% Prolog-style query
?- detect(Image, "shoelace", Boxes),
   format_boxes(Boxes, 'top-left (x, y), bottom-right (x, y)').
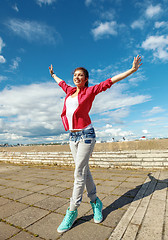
top-left (95, 202), bottom-right (100, 208)
top-left (63, 211), bottom-right (75, 223)
top-left (63, 214), bottom-right (71, 223)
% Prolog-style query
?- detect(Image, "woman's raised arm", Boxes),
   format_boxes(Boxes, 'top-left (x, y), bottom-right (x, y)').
top-left (49, 64), bottom-right (63, 84)
top-left (111, 55), bottom-right (142, 84)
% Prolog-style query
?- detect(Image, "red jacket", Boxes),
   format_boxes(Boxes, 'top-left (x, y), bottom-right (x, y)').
top-left (58, 79), bottom-right (113, 131)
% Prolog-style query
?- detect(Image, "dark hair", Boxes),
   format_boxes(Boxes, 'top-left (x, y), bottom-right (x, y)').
top-left (73, 67), bottom-right (89, 87)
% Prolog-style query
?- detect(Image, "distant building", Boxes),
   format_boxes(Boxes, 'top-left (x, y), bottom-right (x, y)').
top-left (139, 136), bottom-right (146, 140)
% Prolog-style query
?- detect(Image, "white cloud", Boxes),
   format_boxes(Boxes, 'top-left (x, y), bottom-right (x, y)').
top-left (92, 21), bottom-right (118, 40)
top-left (0, 37), bottom-right (5, 53)
top-left (128, 71), bottom-right (146, 86)
top-left (12, 4), bottom-right (19, 12)
top-left (101, 108), bottom-right (130, 124)
top-left (0, 55), bottom-right (6, 64)
top-left (4, 133), bottom-right (24, 141)
top-left (0, 82), bottom-right (65, 144)
top-left (45, 133), bottom-right (69, 142)
top-left (131, 4), bottom-right (162, 31)
top-left (96, 124), bottom-right (134, 141)
top-left (36, 0), bottom-right (57, 6)
top-left (134, 117), bottom-right (165, 124)
top-left (85, 0), bottom-right (93, 6)
top-left (144, 106), bottom-right (165, 116)
top-left (0, 77), bottom-right (151, 144)
top-left (100, 9), bottom-right (116, 20)
top-left (145, 4), bottom-right (162, 18)
top-left (0, 76), bottom-right (7, 82)
top-left (6, 19), bottom-right (60, 44)
top-left (142, 129), bottom-right (148, 134)
top-left (0, 37), bottom-right (6, 63)
top-left (131, 20), bottom-right (145, 30)
top-left (142, 35), bottom-right (168, 60)
top-left (89, 63), bottom-right (150, 125)
top-left (10, 57), bottom-right (21, 70)
top-left (155, 21), bottom-right (168, 29)
top-left (91, 82), bottom-right (150, 116)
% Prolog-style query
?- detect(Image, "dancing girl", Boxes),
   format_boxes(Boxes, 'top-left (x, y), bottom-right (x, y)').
top-left (49, 55), bottom-right (142, 233)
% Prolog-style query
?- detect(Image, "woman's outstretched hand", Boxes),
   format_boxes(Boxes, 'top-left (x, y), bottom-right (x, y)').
top-left (111, 55), bottom-right (143, 84)
top-left (132, 55), bottom-right (142, 72)
top-left (49, 65), bottom-right (63, 84)
top-left (49, 64), bottom-right (54, 76)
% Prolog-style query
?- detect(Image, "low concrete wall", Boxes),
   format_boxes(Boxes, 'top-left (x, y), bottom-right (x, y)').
top-left (1, 140), bottom-right (168, 169)
top-left (1, 149), bottom-right (168, 169)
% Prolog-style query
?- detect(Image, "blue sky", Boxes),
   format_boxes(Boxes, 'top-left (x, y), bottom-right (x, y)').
top-left (0, 0), bottom-right (168, 144)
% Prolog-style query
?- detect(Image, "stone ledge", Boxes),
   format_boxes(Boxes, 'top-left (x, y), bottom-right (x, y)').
top-left (0, 150), bottom-right (168, 169)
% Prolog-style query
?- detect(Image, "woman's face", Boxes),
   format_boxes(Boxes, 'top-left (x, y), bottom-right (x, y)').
top-left (73, 70), bottom-right (88, 88)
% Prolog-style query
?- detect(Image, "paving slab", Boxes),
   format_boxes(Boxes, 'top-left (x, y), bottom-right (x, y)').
top-left (39, 186), bottom-right (66, 195)
top-left (102, 208), bottom-right (126, 229)
top-left (102, 180), bottom-right (121, 187)
top-left (12, 182), bottom-right (37, 190)
top-left (96, 184), bottom-right (116, 194)
top-left (56, 188), bottom-right (73, 198)
top-left (102, 194), bottom-right (133, 210)
top-left (0, 196), bottom-right (12, 206)
top-left (0, 201), bottom-right (28, 219)
top-left (18, 192), bottom-right (49, 205)
top-left (0, 221), bottom-right (20, 239)
top-left (45, 179), bottom-right (64, 186)
top-left (59, 220), bottom-right (112, 240)
top-left (4, 189), bottom-right (33, 200)
top-left (57, 181), bottom-right (74, 188)
top-left (10, 231), bottom-right (42, 240)
top-left (111, 186), bottom-right (139, 198)
top-left (27, 212), bottom-right (64, 240)
top-left (28, 184), bottom-right (49, 192)
top-left (6, 206), bottom-right (49, 228)
top-left (34, 196), bottom-right (69, 211)
top-left (0, 187), bottom-right (17, 196)
top-left (126, 176), bottom-right (147, 183)
top-left (0, 162), bottom-right (167, 240)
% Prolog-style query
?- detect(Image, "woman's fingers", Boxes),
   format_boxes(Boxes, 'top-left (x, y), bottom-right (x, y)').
top-left (49, 64), bottom-right (54, 74)
top-left (49, 64), bottom-right (53, 70)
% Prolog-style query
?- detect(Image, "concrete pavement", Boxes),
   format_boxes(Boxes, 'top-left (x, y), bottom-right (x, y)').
top-left (0, 162), bottom-right (167, 240)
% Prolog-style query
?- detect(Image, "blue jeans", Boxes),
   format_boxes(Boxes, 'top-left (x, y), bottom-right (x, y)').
top-left (69, 128), bottom-right (97, 211)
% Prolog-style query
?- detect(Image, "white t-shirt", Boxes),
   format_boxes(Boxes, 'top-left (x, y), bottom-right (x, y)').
top-left (66, 95), bottom-right (79, 131)
top-left (66, 95), bottom-right (93, 131)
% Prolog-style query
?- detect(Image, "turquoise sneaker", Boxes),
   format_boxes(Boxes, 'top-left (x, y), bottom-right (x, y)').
top-left (57, 208), bottom-right (78, 233)
top-left (90, 197), bottom-right (103, 223)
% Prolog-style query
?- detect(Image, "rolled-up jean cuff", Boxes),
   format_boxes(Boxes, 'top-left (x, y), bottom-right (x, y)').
top-left (90, 194), bottom-right (97, 203)
top-left (69, 204), bottom-right (77, 211)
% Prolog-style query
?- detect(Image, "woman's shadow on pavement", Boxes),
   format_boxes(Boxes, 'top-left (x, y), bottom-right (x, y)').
top-left (77, 173), bottom-right (168, 225)
top-left (102, 173), bottom-right (168, 221)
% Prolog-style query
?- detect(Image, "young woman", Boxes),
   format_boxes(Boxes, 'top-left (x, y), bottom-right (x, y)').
top-left (49, 55), bottom-right (142, 233)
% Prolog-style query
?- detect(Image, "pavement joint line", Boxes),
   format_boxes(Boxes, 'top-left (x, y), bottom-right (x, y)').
top-left (108, 171), bottom-right (160, 240)
top-left (6, 231), bottom-right (44, 240)
top-left (4, 231), bottom-right (23, 240)
top-left (0, 217), bottom-right (23, 231)
top-left (163, 184), bottom-right (168, 239)
top-left (8, 225), bottom-right (45, 240)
